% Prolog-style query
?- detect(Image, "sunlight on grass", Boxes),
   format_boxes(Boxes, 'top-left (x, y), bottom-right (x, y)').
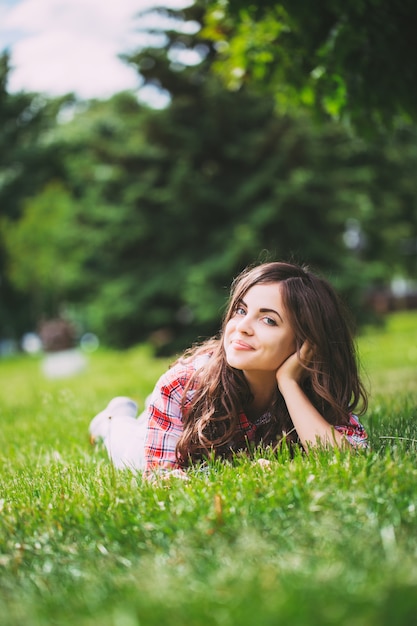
top-left (359, 311), bottom-right (417, 395)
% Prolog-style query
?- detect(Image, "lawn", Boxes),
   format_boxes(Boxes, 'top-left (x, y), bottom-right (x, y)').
top-left (0, 311), bottom-right (416, 626)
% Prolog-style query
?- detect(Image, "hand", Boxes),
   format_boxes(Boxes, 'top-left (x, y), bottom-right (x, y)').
top-left (276, 342), bottom-right (312, 390)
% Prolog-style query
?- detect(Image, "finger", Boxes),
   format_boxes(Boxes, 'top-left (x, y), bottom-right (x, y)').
top-left (300, 341), bottom-right (313, 361)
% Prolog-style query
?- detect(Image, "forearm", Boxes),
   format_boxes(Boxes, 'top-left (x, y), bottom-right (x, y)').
top-left (279, 379), bottom-right (344, 449)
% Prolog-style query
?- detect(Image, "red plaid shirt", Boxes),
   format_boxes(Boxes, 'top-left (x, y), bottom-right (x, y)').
top-left (143, 356), bottom-right (368, 473)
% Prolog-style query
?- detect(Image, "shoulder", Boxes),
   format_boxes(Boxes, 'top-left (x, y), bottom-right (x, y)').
top-left (154, 353), bottom-right (211, 397)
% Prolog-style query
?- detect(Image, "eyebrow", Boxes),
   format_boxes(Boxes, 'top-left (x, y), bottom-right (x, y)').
top-left (240, 299), bottom-right (284, 323)
top-left (260, 307), bottom-right (284, 323)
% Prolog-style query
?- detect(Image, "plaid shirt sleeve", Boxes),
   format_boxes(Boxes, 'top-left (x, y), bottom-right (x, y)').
top-left (143, 361), bottom-right (195, 474)
top-left (334, 414), bottom-right (368, 448)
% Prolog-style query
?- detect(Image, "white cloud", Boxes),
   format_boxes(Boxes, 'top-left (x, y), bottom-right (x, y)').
top-left (1, 0), bottom-right (190, 100)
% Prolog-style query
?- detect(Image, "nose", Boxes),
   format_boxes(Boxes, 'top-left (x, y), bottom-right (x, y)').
top-left (236, 314), bottom-right (254, 335)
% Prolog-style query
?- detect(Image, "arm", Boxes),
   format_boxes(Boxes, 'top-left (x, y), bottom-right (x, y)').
top-left (143, 365), bottom-right (189, 476)
top-left (276, 344), bottom-right (345, 449)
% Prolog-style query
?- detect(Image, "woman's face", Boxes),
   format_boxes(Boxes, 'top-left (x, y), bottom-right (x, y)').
top-left (223, 282), bottom-right (296, 376)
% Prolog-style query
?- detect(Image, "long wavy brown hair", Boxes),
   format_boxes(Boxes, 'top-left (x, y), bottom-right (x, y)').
top-left (175, 262), bottom-right (368, 466)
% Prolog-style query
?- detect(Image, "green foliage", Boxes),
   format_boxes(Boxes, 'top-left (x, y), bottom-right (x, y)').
top-left (0, 313), bottom-right (417, 625)
top-left (203, 0), bottom-right (417, 133)
top-left (1, 182), bottom-right (86, 317)
top-left (0, 51), bottom-right (75, 335)
top-left (1, 9), bottom-right (417, 351)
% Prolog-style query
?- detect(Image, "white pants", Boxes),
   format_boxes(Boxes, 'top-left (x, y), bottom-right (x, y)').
top-left (89, 397), bottom-right (148, 471)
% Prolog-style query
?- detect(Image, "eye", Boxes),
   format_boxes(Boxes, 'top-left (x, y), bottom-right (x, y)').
top-left (262, 316), bottom-right (277, 326)
top-left (235, 306), bottom-right (246, 316)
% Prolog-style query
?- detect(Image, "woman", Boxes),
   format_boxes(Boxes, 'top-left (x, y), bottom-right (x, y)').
top-left (89, 262), bottom-right (368, 475)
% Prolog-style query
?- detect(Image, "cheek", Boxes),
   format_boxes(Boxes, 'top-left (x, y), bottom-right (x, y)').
top-left (289, 337), bottom-right (297, 356)
top-left (288, 334), bottom-right (297, 353)
top-left (274, 333), bottom-right (296, 360)
top-left (223, 320), bottom-right (234, 344)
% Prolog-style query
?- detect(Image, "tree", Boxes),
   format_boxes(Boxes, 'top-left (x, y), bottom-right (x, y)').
top-left (4, 4), bottom-right (417, 351)
top-left (74, 2), bottom-right (415, 346)
top-left (202, 0), bottom-right (417, 134)
top-left (8, 6), bottom-right (375, 348)
top-left (0, 51), bottom-right (73, 338)
top-left (2, 182), bottom-right (85, 317)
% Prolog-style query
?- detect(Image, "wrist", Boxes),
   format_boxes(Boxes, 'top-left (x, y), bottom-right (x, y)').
top-left (277, 376), bottom-right (300, 394)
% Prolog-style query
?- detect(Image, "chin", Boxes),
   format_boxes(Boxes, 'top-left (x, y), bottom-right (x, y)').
top-left (225, 354), bottom-right (244, 370)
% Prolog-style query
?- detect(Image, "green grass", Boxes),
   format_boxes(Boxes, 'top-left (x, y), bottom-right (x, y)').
top-left (1, 312), bottom-right (417, 626)
top-left (360, 310), bottom-right (417, 395)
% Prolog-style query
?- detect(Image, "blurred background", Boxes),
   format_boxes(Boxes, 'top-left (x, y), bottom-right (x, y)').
top-left (1, 0), bottom-right (416, 357)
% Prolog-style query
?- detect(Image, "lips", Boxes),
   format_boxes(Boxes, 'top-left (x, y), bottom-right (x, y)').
top-left (231, 339), bottom-right (254, 350)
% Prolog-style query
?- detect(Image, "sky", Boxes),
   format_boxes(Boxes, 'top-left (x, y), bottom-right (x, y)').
top-left (0, 0), bottom-right (192, 104)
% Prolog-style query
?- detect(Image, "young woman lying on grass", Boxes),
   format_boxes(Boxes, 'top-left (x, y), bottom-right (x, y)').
top-left (89, 261), bottom-right (368, 477)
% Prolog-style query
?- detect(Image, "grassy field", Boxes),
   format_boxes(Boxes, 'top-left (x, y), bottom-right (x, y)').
top-left (1, 311), bottom-right (416, 626)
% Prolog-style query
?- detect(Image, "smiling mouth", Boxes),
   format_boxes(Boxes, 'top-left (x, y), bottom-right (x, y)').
top-left (231, 340), bottom-right (254, 350)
